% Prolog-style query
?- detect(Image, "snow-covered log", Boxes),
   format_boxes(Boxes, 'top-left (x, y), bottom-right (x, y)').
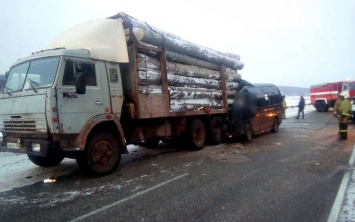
top-left (138, 85), bottom-right (236, 111)
top-left (131, 27), bottom-right (244, 70)
top-left (138, 53), bottom-right (220, 79)
top-left (139, 70), bottom-right (238, 90)
top-left (139, 70), bottom-right (162, 86)
top-left (139, 85), bottom-right (236, 99)
top-left (169, 87), bottom-right (222, 99)
top-left (138, 53), bottom-right (242, 82)
top-left (166, 62), bottom-right (220, 80)
top-left (139, 85), bottom-right (162, 94)
top-left (226, 72), bottom-right (241, 82)
top-left (166, 50), bottom-right (221, 71)
top-left (138, 53), bottom-right (161, 71)
top-left (115, 12), bottom-right (244, 70)
top-left (170, 98), bottom-right (223, 111)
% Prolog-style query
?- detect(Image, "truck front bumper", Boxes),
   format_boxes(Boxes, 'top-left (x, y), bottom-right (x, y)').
top-left (2, 136), bottom-right (61, 157)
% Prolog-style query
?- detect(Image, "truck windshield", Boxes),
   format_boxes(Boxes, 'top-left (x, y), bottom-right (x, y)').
top-left (2, 57), bottom-right (60, 94)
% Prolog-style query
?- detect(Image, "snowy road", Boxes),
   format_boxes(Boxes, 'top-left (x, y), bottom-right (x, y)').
top-left (0, 152), bottom-right (77, 192)
top-left (0, 111), bottom-right (352, 221)
top-left (0, 96), bottom-right (315, 193)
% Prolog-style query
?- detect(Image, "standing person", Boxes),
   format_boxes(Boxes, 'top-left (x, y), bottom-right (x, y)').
top-left (296, 96), bottom-right (305, 119)
top-left (282, 95), bottom-right (287, 119)
top-left (333, 92), bottom-right (352, 140)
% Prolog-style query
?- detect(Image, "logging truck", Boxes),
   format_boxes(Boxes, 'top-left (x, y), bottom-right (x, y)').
top-left (0, 12), bottom-right (282, 175)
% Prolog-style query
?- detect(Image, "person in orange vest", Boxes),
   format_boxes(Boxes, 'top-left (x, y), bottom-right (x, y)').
top-left (333, 91), bottom-right (352, 140)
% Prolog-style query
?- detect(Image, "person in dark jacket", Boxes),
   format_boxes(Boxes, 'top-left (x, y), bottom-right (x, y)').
top-left (296, 96), bottom-right (305, 119)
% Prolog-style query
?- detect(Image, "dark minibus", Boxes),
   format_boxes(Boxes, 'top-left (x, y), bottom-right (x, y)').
top-left (231, 83), bottom-right (283, 140)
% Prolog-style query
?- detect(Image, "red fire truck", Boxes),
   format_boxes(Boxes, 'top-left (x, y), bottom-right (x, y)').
top-left (310, 81), bottom-right (355, 112)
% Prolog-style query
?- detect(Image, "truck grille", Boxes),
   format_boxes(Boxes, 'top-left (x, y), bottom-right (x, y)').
top-left (4, 120), bottom-right (36, 131)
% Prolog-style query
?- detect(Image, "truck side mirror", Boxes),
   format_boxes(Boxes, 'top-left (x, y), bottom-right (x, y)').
top-left (75, 72), bottom-right (86, 94)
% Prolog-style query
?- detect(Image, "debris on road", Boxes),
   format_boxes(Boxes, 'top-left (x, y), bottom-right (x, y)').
top-left (43, 177), bottom-right (57, 183)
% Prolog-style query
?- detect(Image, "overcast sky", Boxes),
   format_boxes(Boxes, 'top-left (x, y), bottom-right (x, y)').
top-left (1, 0), bottom-right (354, 87)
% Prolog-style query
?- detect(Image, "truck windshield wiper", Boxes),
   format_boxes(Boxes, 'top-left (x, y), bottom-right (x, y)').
top-left (4, 87), bottom-right (13, 96)
top-left (27, 78), bottom-right (39, 93)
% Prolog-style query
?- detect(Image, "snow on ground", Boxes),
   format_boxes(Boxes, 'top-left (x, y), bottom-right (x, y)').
top-left (0, 153), bottom-right (77, 192)
top-left (284, 96), bottom-right (315, 118)
top-left (338, 170), bottom-right (355, 221)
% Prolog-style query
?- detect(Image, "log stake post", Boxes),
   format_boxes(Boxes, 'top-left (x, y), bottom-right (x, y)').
top-left (131, 43), bottom-right (141, 118)
top-left (220, 64), bottom-right (228, 111)
top-left (160, 50), bottom-right (169, 113)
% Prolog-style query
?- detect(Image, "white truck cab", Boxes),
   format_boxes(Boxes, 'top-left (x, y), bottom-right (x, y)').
top-left (0, 19), bottom-right (129, 174)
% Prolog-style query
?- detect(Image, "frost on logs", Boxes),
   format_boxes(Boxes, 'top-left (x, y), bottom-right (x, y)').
top-left (113, 12), bottom-right (244, 111)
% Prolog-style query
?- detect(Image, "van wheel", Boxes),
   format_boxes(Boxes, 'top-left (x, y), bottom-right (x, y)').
top-left (208, 116), bottom-right (223, 145)
top-left (76, 132), bottom-right (121, 176)
top-left (187, 119), bottom-right (206, 150)
top-left (271, 118), bottom-right (279, 133)
top-left (27, 154), bottom-right (64, 167)
top-left (244, 123), bottom-right (253, 141)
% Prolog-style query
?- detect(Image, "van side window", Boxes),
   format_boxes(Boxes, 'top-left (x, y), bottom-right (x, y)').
top-left (261, 86), bottom-right (281, 105)
top-left (256, 94), bottom-right (266, 107)
top-left (245, 87), bottom-right (266, 108)
top-left (264, 93), bottom-right (271, 106)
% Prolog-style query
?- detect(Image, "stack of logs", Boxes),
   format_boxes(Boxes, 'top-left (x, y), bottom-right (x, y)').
top-left (118, 12), bottom-right (243, 111)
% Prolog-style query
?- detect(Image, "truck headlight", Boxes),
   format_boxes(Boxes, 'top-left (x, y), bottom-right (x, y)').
top-left (31, 143), bottom-right (41, 152)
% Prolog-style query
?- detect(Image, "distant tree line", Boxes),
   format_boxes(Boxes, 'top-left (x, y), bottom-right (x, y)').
top-left (277, 86), bottom-right (310, 96)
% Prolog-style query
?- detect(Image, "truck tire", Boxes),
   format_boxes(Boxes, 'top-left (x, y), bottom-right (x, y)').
top-left (270, 118), bottom-right (279, 133)
top-left (76, 132), bottom-right (121, 176)
top-left (187, 119), bottom-right (206, 150)
top-left (27, 154), bottom-right (64, 167)
top-left (320, 101), bottom-right (328, 112)
top-left (315, 104), bottom-right (321, 112)
top-left (243, 123), bottom-right (253, 142)
top-left (208, 116), bottom-right (223, 145)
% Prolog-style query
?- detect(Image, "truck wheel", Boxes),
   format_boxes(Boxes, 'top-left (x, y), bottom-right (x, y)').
top-left (208, 116), bottom-right (223, 145)
top-left (270, 118), bottom-right (279, 133)
top-left (315, 104), bottom-right (321, 112)
top-left (244, 123), bottom-right (253, 141)
top-left (320, 101), bottom-right (328, 112)
top-left (27, 154), bottom-right (64, 167)
top-left (187, 119), bottom-right (206, 150)
top-left (76, 132), bottom-right (121, 176)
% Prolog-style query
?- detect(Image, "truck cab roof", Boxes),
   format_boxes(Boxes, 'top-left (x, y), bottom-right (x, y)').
top-left (11, 48), bottom-right (91, 67)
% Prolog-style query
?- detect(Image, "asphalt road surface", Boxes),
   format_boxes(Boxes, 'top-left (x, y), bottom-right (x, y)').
top-left (0, 111), bottom-right (354, 222)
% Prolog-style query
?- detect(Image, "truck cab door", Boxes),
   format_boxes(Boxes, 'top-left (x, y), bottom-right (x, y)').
top-left (56, 60), bottom-right (110, 134)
